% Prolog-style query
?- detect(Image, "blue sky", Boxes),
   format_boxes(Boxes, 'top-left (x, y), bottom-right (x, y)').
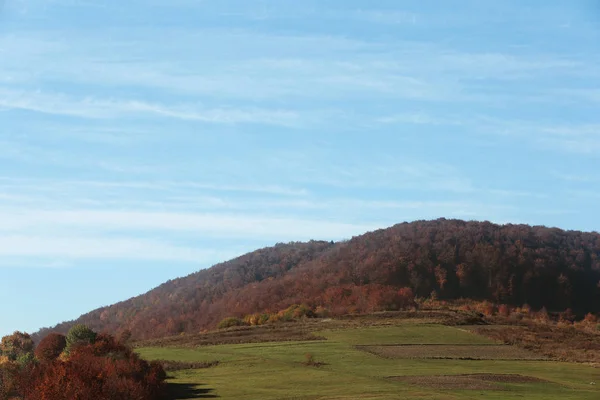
top-left (1, 0), bottom-right (599, 337)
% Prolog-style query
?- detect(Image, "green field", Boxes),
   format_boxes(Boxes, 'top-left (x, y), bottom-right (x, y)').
top-left (138, 323), bottom-right (600, 400)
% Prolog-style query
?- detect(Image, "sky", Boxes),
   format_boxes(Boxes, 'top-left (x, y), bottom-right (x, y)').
top-left (0, 0), bottom-right (599, 337)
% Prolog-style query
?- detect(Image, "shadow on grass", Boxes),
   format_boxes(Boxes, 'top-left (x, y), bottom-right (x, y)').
top-left (165, 383), bottom-right (219, 399)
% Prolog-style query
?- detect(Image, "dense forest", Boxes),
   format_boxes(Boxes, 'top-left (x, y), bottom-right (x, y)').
top-left (33, 219), bottom-right (600, 342)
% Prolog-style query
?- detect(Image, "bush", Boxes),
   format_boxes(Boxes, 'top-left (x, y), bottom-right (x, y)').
top-left (559, 308), bottom-right (576, 323)
top-left (302, 353), bottom-right (325, 367)
top-left (396, 287), bottom-right (415, 310)
top-left (535, 307), bottom-right (550, 323)
top-left (584, 313), bottom-right (598, 324)
top-left (314, 306), bottom-right (330, 318)
top-left (217, 317), bottom-right (246, 329)
top-left (497, 304), bottom-right (510, 317)
top-left (280, 304), bottom-right (315, 321)
top-left (304, 353), bottom-right (314, 365)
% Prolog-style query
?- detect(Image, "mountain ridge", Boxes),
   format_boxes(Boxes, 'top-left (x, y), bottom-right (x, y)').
top-left (32, 218), bottom-right (600, 342)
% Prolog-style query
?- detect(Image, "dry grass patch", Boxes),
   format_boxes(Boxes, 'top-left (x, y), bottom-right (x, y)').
top-left (134, 322), bottom-right (325, 348)
top-left (156, 359), bottom-right (220, 371)
top-left (390, 374), bottom-right (549, 390)
top-left (359, 344), bottom-right (547, 360)
top-left (471, 323), bottom-right (600, 365)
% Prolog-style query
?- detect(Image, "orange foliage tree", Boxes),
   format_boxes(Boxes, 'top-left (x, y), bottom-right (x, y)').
top-left (19, 333), bottom-right (165, 400)
top-left (35, 333), bottom-right (67, 363)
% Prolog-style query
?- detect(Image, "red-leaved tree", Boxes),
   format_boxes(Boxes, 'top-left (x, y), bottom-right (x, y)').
top-left (34, 333), bottom-right (67, 363)
top-left (19, 333), bottom-right (165, 400)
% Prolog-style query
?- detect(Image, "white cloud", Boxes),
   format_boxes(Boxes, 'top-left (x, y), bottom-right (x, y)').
top-left (376, 112), bottom-right (464, 126)
top-left (0, 208), bottom-right (379, 240)
top-left (553, 173), bottom-right (598, 183)
top-left (484, 120), bottom-right (600, 154)
top-left (3, 24), bottom-right (593, 109)
top-left (0, 177), bottom-right (309, 197)
top-left (0, 235), bottom-right (234, 263)
top-left (0, 88), bottom-right (300, 125)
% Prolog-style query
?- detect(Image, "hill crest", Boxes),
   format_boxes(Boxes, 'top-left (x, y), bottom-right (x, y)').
top-left (32, 218), bottom-right (600, 342)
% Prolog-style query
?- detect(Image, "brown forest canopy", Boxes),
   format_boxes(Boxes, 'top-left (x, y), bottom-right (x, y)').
top-left (33, 219), bottom-right (600, 342)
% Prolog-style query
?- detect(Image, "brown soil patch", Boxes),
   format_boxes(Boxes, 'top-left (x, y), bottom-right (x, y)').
top-left (359, 344), bottom-right (547, 360)
top-left (135, 323), bottom-right (325, 348)
top-left (390, 374), bottom-right (547, 390)
top-left (471, 322), bottom-right (600, 365)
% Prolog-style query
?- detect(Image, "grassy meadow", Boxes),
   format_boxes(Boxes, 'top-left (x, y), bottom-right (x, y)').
top-left (138, 322), bottom-right (599, 400)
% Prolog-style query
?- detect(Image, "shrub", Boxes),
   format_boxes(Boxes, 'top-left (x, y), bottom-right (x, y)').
top-left (519, 304), bottom-right (532, 316)
top-left (396, 287), bottom-right (415, 310)
top-left (244, 313), bottom-right (270, 326)
top-left (535, 307), bottom-right (550, 323)
top-left (267, 314), bottom-right (281, 323)
top-left (217, 317), bottom-right (246, 329)
top-left (314, 306), bottom-right (330, 318)
top-left (304, 353), bottom-right (314, 365)
top-left (302, 353), bottom-right (325, 367)
top-left (497, 304), bottom-right (510, 317)
top-left (559, 308), bottom-right (576, 323)
top-left (583, 313), bottom-right (598, 324)
top-left (477, 301), bottom-right (495, 317)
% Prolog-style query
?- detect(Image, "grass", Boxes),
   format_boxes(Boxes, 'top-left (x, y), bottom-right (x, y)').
top-left (318, 324), bottom-right (496, 345)
top-left (138, 323), bottom-right (600, 400)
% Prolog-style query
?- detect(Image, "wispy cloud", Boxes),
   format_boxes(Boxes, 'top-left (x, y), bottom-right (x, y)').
top-left (3, 24), bottom-right (594, 111)
top-left (352, 9), bottom-right (418, 25)
top-left (553, 173), bottom-right (599, 183)
top-left (0, 177), bottom-right (309, 198)
top-left (372, 111), bottom-right (600, 155)
top-left (485, 120), bottom-right (600, 154)
top-left (376, 112), bottom-right (464, 126)
top-left (0, 235), bottom-right (231, 263)
top-left (0, 88), bottom-right (300, 125)
top-left (0, 207), bottom-right (375, 235)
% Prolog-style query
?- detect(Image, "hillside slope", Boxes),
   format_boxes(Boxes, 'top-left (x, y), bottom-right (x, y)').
top-left (33, 219), bottom-right (600, 341)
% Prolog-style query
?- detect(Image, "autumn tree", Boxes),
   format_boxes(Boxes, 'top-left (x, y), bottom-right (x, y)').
top-left (117, 329), bottom-right (132, 345)
top-left (65, 324), bottom-right (96, 354)
top-left (35, 333), bottom-right (67, 363)
top-left (0, 362), bottom-right (19, 400)
top-left (0, 332), bottom-right (34, 363)
top-left (19, 333), bottom-right (166, 400)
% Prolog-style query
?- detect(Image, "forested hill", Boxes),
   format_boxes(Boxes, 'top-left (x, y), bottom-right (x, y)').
top-left (33, 219), bottom-right (600, 342)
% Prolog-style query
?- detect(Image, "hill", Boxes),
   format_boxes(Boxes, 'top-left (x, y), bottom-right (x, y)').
top-left (33, 219), bottom-right (600, 342)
